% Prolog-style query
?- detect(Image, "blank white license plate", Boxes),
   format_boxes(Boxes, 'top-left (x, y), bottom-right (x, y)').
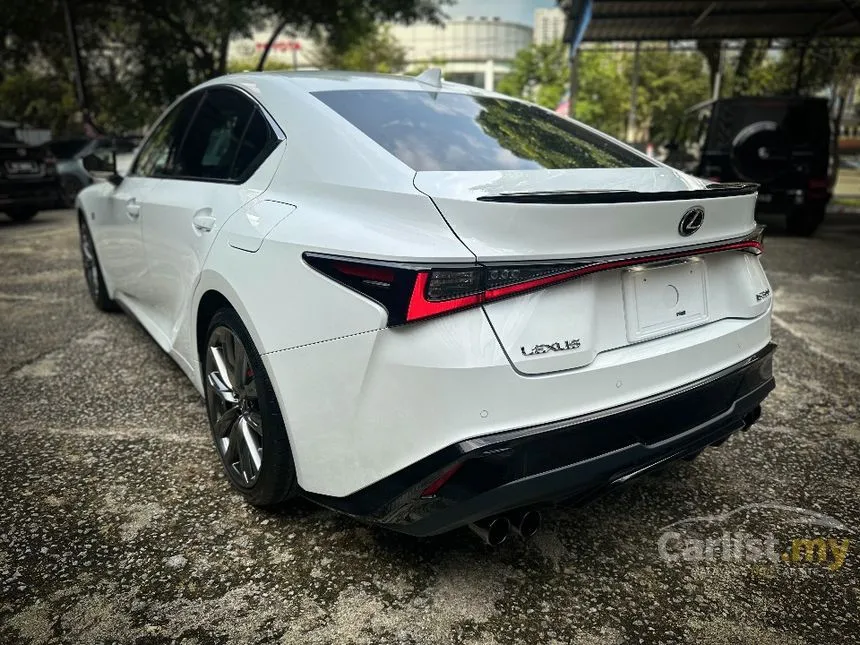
top-left (622, 259), bottom-right (708, 342)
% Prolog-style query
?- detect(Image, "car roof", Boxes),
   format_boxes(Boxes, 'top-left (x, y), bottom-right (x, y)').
top-left (215, 70), bottom-right (495, 97)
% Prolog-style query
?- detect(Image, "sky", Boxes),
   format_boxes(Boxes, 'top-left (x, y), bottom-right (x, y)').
top-left (445, 0), bottom-right (558, 26)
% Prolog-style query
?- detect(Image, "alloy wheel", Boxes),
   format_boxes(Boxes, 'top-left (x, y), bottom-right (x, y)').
top-left (79, 223), bottom-right (99, 299)
top-left (205, 326), bottom-right (263, 487)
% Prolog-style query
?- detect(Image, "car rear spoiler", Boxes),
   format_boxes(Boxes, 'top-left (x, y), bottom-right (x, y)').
top-left (475, 182), bottom-right (759, 205)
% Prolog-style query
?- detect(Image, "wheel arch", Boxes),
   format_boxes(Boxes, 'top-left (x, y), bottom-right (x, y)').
top-left (192, 271), bottom-right (266, 374)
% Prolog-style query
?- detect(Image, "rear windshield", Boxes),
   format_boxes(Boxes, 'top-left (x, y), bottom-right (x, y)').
top-left (313, 89), bottom-right (654, 171)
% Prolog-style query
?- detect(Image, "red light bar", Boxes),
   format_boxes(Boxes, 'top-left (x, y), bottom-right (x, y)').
top-left (406, 239), bottom-right (763, 322)
top-left (407, 272), bottom-right (482, 321)
top-left (305, 232), bottom-right (764, 327)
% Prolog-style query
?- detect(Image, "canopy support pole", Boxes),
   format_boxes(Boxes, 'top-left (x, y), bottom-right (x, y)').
top-left (794, 40), bottom-right (809, 94)
top-left (627, 41), bottom-right (641, 142)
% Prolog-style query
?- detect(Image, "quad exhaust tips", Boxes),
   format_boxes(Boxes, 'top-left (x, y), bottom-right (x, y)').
top-left (469, 516), bottom-right (511, 546)
top-left (469, 510), bottom-right (542, 545)
top-left (510, 510), bottom-right (541, 539)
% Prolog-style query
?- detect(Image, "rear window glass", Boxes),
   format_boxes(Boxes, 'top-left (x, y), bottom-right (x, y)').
top-left (313, 89), bottom-right (654, 171)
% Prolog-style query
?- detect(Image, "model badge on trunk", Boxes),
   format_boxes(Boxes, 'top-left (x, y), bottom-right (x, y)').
top-left (521, 339), bottom-right (581, 357)
top-left (679, 207), bottom-right (705, 236)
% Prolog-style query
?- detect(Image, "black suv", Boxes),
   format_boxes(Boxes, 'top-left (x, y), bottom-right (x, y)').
top-left (0, 132), bottom-right (62, 222)
top-left (665, 97), bottom-right (833, 236)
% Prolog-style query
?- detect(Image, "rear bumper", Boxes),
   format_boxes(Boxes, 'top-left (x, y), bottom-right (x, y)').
top-left (755, 188), bottom-right (829, 213)
top-left (307, 343), bottom-right (776, 536)
top-left (0, 178), bottom-right (63, 210)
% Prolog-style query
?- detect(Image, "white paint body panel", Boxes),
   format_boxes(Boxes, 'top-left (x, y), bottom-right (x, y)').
top-left (76, 71), bottom-right (773, 499)
top-left (265, 310), bottom-right (772, 496)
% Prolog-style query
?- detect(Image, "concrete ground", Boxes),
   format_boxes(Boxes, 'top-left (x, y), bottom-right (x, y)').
top-left (0, 208), bottom-right (858, 645)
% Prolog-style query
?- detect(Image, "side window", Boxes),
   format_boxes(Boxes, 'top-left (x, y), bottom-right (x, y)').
top-left (174, 88), bottom-right (273, 181)
top-left (132, 95), bottom-right (200, 178)
top-left (230, 110), bottom-right (273, 179)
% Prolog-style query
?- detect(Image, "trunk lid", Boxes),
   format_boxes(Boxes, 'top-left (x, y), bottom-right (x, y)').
top-left (414, 167), bottom-right (766, 375)
top-left (414, 167), bottom-right (757, 260)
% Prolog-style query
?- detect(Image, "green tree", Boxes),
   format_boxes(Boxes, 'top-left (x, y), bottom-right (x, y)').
top-left (497, 41), bottom-right (569, 110)
top-left (494, 43), bottom-right (630, 137)
top-left (311, 25), bottom-right (407, 73)
top-left (0, 72), bottom-right (77, 134)
top-left (633, 49), bottom-right (710, 144)
top-left (495, 42), bottom-right (710, 143)
top-left (575, 50), bottom-right (629, 138)
top-left (0, 0), bottom-right (450, 133)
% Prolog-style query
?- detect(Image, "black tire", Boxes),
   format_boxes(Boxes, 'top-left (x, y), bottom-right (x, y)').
top-left (78, 214), bottom-right (119, 311)
top-left (6, 208), bottom-right (38, 222)
top-left (204, 307), bottom-right (298, 507)
top-left (786, 203), bottom-right (826, 237)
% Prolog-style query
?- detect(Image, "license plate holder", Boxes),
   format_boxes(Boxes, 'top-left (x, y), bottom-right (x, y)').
top-left (5, 161), bottom-right (39, 174)
top-left (622, 259), bottom-right (708, 342)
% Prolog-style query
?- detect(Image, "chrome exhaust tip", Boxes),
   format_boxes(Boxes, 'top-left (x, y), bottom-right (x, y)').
top-left (510, 510), bottom-right (541, 539)
top-left (468, 516), bottom-right (511, 546)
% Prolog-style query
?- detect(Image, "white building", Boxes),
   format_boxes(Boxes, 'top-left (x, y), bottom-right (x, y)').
top-left (390, 17), bottom-right (533, 90)
top-left (534, 7), bottom-right (566, 45)
top-left (229, 17), bottom-right (533, 92)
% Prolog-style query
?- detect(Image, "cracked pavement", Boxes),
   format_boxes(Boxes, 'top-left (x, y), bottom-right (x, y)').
top-left (0, 209), bottom-right (858, 645)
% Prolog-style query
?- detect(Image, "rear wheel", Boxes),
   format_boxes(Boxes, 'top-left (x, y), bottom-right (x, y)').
top-left (204, 308), bottom-right (298, 507)
top-left (78, 215), bottom-right (119, 311)
top-left (6, 208), bottom-right (38, 222)
top-left (786, 203), bottom-right (826, 237)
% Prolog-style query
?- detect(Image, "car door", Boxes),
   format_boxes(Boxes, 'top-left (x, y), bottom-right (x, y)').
top-left (96, 173), bottom-right (151, 299)
top-left (98, 96), bottom-right (200, 300)
top-left (138, 86), bottom-right (281, 349)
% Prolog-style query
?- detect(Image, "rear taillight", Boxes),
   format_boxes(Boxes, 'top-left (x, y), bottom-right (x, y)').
top-left (304, 234), bottom-right (763, 326)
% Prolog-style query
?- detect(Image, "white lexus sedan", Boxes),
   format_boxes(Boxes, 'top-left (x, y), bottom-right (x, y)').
top-left (76, 71), bottom-right (775, 544)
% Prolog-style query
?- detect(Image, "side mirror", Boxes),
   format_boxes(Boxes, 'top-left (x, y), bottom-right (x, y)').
top-left (82, 150), bottom-right (122, 186)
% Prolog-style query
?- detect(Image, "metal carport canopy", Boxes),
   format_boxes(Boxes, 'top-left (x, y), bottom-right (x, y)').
top-left (579, 0), bottom-right (860, 41)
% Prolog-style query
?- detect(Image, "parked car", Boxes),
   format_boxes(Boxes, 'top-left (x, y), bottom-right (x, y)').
top-left (44, 136), bottom-right (139, 205)
top-left (75, 71), bottom-right (775, 543)
top-left (664, 96), bottom-right (833, 236)
top-left (0, 132), bottom-right (62, 221)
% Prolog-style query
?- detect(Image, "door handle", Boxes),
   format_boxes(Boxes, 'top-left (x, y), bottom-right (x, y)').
top-left (126, 199), bottom-right (140, 219)
top-left (192, 211), bottom-right (216, 233)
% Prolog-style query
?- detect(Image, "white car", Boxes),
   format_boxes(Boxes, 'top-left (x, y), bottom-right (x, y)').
top-left (76, 71), bottom-right (775, 544)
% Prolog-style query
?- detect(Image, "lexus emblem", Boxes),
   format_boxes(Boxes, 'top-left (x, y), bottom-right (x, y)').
top-left (679, 207), bottom-right (705, 236)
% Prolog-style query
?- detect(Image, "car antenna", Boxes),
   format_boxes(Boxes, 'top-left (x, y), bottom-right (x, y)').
top-left (415, 67), bottom-right (443, 89)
